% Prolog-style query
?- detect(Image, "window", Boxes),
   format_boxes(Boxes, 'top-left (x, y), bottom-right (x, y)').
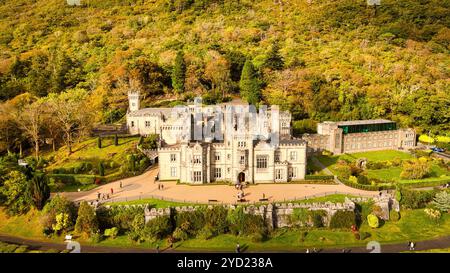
top-left (256, 155), bottom-right (268, 169)
top-left (289, 167), bottom-right (297, 179)
top-left (240, 155), bottom-right (246, 165)
top-left (193, 155), bottom-right (201, 164)
top-left (274, 151), bottom-right (280, 162)
top-left (227, 154), bottom-right (231, 160)
top-left (290, 151), bottom-right (297, 161)
top-left (238, 141), bottom-right (246, 148)
top-left (170, 154), bottom-right (176, 162)
top-left (276, 169), bottom-right (283, 180)
top-left (193, 171), bottom-right (202, 182)
top-left (170, 167), bottom-right (177, 177)
top-left (145, 121), bottom-right (151, 127)
top-left (215, 152), bottom-right (220, 161)
top-left (131, 121), bottom-right (135, 127)
top-left (214, 168), bottom-right (222, 179)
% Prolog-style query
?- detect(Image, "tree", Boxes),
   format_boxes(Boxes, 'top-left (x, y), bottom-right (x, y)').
top-left (17, 99), bottom-right (45, 159)
top-left (29, 172), bottom-right (50, 210)
top-left (98, 162), bottom-right (105, 176)
top-left (43, 195), bottom-right (77, 233)
top-left (75, 201), bottom-right (99, 237)
top-left (114, 134), bottom-right (118, 146)
top-left (172, 51), bottom-right (186, 95)
top-left (204, 50), bottom-right (231, 99)
top-left (431, 191), bottom-right (450, 212)
top-left (264, 41), bottom-right (284, 70)
top-left (239, 60), bottom-right (261, 105)
top-left (0, 171), bottom-right (31, 216)
top-left (46, 89), bottom-right (93, 155)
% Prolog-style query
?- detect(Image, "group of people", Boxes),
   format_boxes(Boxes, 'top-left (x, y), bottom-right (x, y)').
top-left (408, 241), bottom-right (416, 251)
top-left (96, 187), bottom-right (115, 202)
top-left (158, 183), bottom-right (165, 190)
top-left (305, 248), bottom-right (318, 253)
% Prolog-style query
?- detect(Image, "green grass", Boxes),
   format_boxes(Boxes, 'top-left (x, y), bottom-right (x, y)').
top-left (44, 136), bottom-right (139, 171)
top-left (316, 150), bottom-right (450, 186)
top-left (108, 198), bottom-right (196, 208)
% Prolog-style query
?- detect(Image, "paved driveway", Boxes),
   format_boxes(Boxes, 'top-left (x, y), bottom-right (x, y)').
top-left (60, 167), bottom-right (379, 204)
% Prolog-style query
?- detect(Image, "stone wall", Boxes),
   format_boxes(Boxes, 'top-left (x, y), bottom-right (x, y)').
top-left (103, 196), bottom-right (393, 228)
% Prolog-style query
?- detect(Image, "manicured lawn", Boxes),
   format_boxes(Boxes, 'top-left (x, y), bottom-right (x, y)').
top-left (108, 198), bottom-right (196, 208)
top-left (316, 150), bottom-right (450, 186)
top-left (44, 136), bottom-right (139, 172)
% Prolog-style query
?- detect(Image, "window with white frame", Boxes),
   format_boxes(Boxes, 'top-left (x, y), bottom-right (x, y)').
top-left (289, 167), bottom-right (297, 179)
top-left (193, 171), bottom-right (202, 182)
top-left (256, 155), bottom-right (268, 169)
top-left (290, 151), bottom-right (297, 161)
top-left (170, 154), bottom-right (176, 162)
top-left (215, 152), bottom-right (220, 161)
top-left (131, 121), bottom-right (135, 127)
top-left (170, 167), bottom-right (177, 177)
top-left (238, 141), bottom-right (246, 148)
top-left (214, 168), bottom-right (222, 179)
top-left (145, 121), bottom-right (151, 127)
top-left (240, 155), bottom-right (246, 165)
top-left (276, 169), bottom-right (283, 180)
top-left (193, 155), bottom-right (201, 164)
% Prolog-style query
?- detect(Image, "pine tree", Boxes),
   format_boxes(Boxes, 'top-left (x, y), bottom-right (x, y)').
top-left (29, 173), bottom-right (50, 210)
top-left (239, 60), bottom-right (261, 105)
top-left (172, 51), bottom-right (186, 94)
top-left (98, 162), bottom-right (104, 176)
top-left (431, 191), bottom-right (450, 212)
top-left (264, 41), bottom-right (284, 70)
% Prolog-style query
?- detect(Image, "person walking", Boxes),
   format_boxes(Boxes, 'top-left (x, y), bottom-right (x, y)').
top-left (306, 249), bottom-right (310, 253)
top-left (110, 188), bottom-right (114, 195)
top-left (236, 243), bottom-right (241, 253)
top-left (97, 192), bottom-right (101, 200)
top-left (119, 181), bottom-right (122, 189)
top-left (161, 184), bottom-right (164, 190)
top-left (156, 244), bottom-right (160, 253)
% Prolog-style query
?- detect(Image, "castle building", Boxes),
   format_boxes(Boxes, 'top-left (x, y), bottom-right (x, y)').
top-left (126, 92), bottom-right (416, 184)
top-left (126, 92), bottom-right (307, 184)
top-left (302, 119), bottom-right (416, 154)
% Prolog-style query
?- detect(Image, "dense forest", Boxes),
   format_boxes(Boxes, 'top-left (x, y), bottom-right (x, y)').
top-left (0, 0), bottom-right (449, 155)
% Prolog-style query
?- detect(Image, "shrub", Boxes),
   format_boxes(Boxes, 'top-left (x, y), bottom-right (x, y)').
top-left (97, 206), bottom-right (144, 232)
top-left (357, 175), bottom-right (370, 185)
top-left (299, 231), bottom-right (308, 242)
top-left (75, 201), bottom-right (99, 237)
top-left (104, 227), bottom-right (119, 239)
top-left (172, 227), bottom-right (189, 241)
top-left (197, 226), bottom-right (215, 240)
top-left (204, 206), bottom-right (229, 236)
top-left (400, 160), bottom-right (431, 179)
top-left (431, 191), bottom-right (450, 212)
top-left (389, 210), bottom-right (400, 221)
top-left (329, 210), bottom-right (356, 229)
top-left (367, 214), bottom-right (379, 228)
top-left (400, 188), bottom-right (436, 209)
top-left (98, 162), bottom-right (105, 176)
top-left (424, 208), bottom-right (441, 223)
top-left (42, 195), bottom-right (77, 234)
top-left (145, 216), bottom-right (173, 240)
top-left (392, 157), bottom-right (402, 167)
top-left (349, 175), bottom-right (358, 184)
top-left (175, 210), bottom-right (205, 236)
top-left (310, 210), bottom-right (326, 228)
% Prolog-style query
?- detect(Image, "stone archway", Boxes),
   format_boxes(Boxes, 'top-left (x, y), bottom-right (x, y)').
top-left (238, 172), bottom-right (245, 183)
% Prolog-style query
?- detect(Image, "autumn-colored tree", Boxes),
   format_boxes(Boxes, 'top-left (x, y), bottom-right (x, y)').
top-left (204, 51), bottom-right (231, 99)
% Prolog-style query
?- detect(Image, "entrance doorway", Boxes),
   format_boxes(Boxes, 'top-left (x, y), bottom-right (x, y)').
top-left (238, 172), bottom-right (245, 183)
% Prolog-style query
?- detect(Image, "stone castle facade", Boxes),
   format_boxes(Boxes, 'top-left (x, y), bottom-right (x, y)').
top-left (126, 92), bottom-right (416, 184)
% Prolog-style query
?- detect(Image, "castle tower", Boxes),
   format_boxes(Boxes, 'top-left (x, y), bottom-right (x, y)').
top-left (128, 91), bottom-right (140, 112)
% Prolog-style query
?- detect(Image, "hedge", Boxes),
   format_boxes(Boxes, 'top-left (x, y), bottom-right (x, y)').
top-left (340, 178), bottom-right (395, 191)
top-left (400, 179), bottom-right (450, 188)
top-left (304, 175), bottom-right (335, 180)
top-left (48, 174), bottom-right (98, 185)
